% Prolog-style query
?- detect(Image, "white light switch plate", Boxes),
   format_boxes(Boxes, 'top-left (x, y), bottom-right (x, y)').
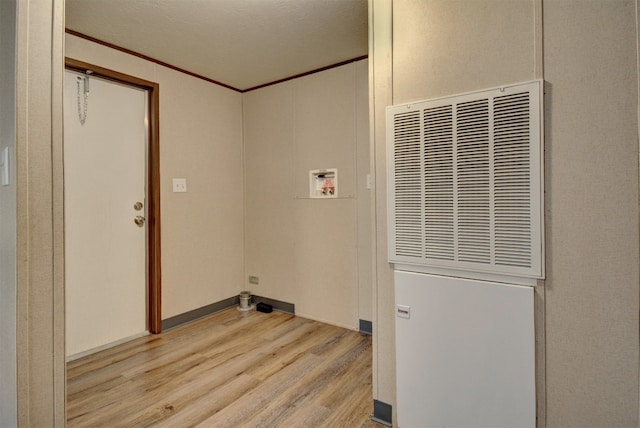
top-left (0, 147), bottom-right (8, 186)
top-left (172, 178), bottom-right (187, 193)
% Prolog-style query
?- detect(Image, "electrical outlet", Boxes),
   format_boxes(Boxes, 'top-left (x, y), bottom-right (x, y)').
top-left (249, 276), bottom-right (259, 285)
top-left (172, 178), bottom-right (187, 193)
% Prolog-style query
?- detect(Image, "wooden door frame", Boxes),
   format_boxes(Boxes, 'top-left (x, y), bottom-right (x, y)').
top-left (65, 57), bottom-right (162, 333)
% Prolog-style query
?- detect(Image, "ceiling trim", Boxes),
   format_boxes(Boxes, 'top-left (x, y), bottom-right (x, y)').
top-left (241, 54), bottom-right (368, 93)
top-left (65, 29), bottom-right (243, 92)
top-left (65, 29), bottom-right (368, 94)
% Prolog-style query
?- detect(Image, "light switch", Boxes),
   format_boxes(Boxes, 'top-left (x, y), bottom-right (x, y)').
top-left (0, 147), bottom-right (9, 186)
top-left (172, 178), bottom-right (187, 193)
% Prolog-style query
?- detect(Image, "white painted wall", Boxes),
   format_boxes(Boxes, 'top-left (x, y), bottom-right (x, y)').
top-left (157, 65), bottom-right (244, 318)
top-left (370, 0), bottom-right (640, 425)
top-left (66, 34), bottom-right (244, 320)
top-left (0, 0), bottom-right (17, 425)
top-left (243, 60), bottom-right (371, 329)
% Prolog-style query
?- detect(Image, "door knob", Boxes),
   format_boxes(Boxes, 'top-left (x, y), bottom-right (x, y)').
top-left (134, 215), bottom-right (146, 227)
top-left (134, 201), bottom-right (144, 211)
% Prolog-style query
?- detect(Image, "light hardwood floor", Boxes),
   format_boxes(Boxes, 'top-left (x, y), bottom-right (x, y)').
top-left (67, 308), bottom-right (385, 427)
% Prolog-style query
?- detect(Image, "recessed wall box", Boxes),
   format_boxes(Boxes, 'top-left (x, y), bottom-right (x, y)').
top-left (309, 168), bottom-right (338, 198)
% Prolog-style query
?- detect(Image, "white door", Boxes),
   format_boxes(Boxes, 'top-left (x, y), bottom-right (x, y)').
top-left (64, 70), bottom-right (148, 357)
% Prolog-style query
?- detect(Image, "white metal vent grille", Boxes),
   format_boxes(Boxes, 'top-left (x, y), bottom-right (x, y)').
top-left (387, 81), bottom-right (544, 279)
top-left (424, 105), bottom-right (454, 261)
top-left (393, 111), bottom-right (422, 257)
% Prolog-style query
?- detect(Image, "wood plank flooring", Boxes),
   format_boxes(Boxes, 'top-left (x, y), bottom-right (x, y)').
top-left (67, 308), bottom-right (385, 427)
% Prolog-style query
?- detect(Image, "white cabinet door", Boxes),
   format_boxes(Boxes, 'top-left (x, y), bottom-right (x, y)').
top-left (395, 271), bottom-right (535, 428)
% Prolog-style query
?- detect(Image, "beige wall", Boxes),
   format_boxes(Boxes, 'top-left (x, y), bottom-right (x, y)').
top-left (370, 0), bottom-right (640, 426)
top-left (355, 60), bottom-right (373, 322)
top-left (369, 0), bottom-right (394, 409)
top-left (65, 34), bottom-right (244, 319)
top-left (393, 0), bottom-right (536, 101)
top-left (14, 0), bottom-right (66, 424)
top-left (0, 0), bottom-right (18, 425)
top-left (543, 0), bottom-right (639, 425)
top-left (243, 60), bottom-right (371, 329)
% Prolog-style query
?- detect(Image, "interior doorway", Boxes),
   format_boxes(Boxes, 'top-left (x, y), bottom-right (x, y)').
top-left (64, 59), bottom-right (161, 358)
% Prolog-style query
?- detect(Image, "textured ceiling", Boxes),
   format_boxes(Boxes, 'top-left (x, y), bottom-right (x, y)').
top-left (65, 0), bottom-right (369, 91)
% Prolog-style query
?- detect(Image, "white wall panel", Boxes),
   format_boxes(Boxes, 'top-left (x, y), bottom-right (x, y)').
top-left (244, 60), bottom-right (370, 329)
top-left (395, 270), bottom-right (535, 428)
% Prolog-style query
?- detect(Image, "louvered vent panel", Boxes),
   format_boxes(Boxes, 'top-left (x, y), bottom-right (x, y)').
top-left (387, 80), bottom-right (543, 279)
top-left (393, 111), bottom-right (423, 258)
top-left (423, 106), bottom-right (454, 260)
top-left (456, 100), bottom-right (491, 264)
top-left (493, 92), bottom-right (532, 268)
